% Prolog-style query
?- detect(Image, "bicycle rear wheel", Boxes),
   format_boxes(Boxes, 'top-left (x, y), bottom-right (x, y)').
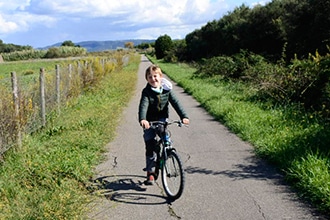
top-left (161, 150), bottom-right (185, 200)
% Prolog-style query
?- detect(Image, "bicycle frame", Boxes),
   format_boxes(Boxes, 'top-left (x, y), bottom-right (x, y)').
top-left (149, 119), bottom-right (185, 200)
top-left (149, 120), bottom-right (182, 172)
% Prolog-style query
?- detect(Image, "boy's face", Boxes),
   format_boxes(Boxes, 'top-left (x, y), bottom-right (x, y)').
top-left (147, 70), bottom-right (162, 88)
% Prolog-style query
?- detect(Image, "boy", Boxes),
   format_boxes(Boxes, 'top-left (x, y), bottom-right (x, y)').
top-left (138, 64), bottom-right (189, 185)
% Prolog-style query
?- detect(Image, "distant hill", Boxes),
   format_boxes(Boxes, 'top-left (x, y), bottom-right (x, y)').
top-left (40, 39), bottom-right (155, 52)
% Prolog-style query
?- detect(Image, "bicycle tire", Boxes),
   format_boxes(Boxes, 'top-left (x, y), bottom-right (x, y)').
top-left (161, 150), bottom-right (185, 200)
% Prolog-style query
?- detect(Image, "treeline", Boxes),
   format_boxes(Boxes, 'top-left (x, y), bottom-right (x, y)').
top-left (0, 40), bottom-right (87, 61)
top-left (185, 0), bottom-right (329, 61)
top-left (150, 0), bottom-right (330, 112)
top-left (0, 40), bottom-right (32, 53)
top-left (1, 47), bottom-right (87, 61)
top-left (148, 1), bottom-right (330, 215)
top-left (152, 0), bottom-right (329, 63)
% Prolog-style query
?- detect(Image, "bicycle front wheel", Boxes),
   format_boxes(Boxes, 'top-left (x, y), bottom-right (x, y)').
top-left (161, 150), bottom-right (185, 200)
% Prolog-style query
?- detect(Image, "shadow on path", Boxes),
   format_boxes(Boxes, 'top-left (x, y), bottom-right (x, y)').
top-left (185, 155), bottom-right (283, 181)
top-left (87, 174), bottom-right (168, 205)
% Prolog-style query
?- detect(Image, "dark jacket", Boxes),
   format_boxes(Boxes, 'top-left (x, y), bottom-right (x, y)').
top-left (138, 83), bottom-right (188, 122)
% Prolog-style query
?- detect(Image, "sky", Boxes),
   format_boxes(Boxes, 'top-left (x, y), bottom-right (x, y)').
top-left (0, 0), bottom-right (271, 48)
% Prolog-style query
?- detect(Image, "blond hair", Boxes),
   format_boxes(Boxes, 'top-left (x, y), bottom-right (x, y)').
top-left (145, 64), bottom-right (163, 80)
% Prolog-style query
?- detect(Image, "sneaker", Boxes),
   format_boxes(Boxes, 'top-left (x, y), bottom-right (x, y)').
top-left (144, 173), bottom-right (155, 185)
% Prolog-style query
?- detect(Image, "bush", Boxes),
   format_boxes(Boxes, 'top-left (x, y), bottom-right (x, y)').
top-left (196, 56), bottom-right (236, 79)
top-left (195, 50), bottom-right (266, 79)
top-left (255, 52), bottom-right (330, 109)
top-left (195, 49), bottom-right (330, 114)
top-left (155, 35), bottom-right (173, 59)
top-left (1, 50), bottom-right (47, 61)
top-left (44, 46), bottom-right (87, 59)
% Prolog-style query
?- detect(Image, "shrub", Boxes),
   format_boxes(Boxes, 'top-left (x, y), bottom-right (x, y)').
top-left (196, 56), bottom-right (236, 79)
top-left (155, 35), bottom-right (173, 59)
top-left (196, 50), bottom-right (266, 80)
top-left (1, 50), bottom-right (47, 61)
top-left (44, 46), bottom-right (87, 59)
top-left (255, 52), bottom-right (330, 109)
top-left (44, 47), bottom-right (61, 58)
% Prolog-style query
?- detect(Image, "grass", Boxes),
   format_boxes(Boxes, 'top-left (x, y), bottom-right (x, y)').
top-left (0, 53), bottom-right (140, 219)
top-left (1, 52), bottom-right (329, 217)
top-left (0, 58), bottom-right (82, 90)
top-left (0, 59), bottom-right (74, 77)
top-left (149, 57), bottom-right (330, 215)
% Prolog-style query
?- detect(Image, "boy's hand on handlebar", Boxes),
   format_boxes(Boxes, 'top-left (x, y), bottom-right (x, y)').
top-left (182, 118), bottom-right (189, 125)
top-left (140, 120), bottom-right (150, 129)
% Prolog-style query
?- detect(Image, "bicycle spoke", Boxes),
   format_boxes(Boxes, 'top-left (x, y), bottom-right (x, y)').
top-left (162, 151), bottom-right (184, 200)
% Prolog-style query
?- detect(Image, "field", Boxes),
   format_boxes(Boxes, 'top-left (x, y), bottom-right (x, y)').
top-left (0, 52), bottom-right (140, 219)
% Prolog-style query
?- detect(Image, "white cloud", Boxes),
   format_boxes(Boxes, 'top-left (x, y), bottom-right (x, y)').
top-left (250, 0), bottom-right (269, 7)
top-left (0, 15), bottom-right (18, 34)
top-left (0, 0), bottom-right (271, 47)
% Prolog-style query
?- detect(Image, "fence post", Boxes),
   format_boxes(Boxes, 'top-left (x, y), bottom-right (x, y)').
top-left (77, 61), bottom-right (82, 85)
top-left (90, 62), bottom-right (94, 80)
top-left (11, 72), bottom-right (22, 147)
top-left (40, 68), bottom-right (46, 127)
top-left (55, 64), bottom-right (60, 114)
top-left (67, 63), bottom-right (72, 97)
top-left (68, 63), bottom-right (72, 84)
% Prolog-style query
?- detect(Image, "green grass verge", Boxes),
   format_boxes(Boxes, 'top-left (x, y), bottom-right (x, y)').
top-left (149, 57), bottom-right (330, 215)
top-left (0, 59), bottom-right (75, 77)
top-left (0, 54), bottom-right (140, 219)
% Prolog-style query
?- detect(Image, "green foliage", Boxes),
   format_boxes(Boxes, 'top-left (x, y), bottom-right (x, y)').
top-left (0, 53), bottom-right (140, 219)
top-left (61, 40), bottom-right (76, 47)
top-left (149, 55), bottom-right (330, 215)
top-left (253, 52), bottom-right (330, 110)
top-left (44, 46), bottom-right (87, 58)
top-left (135, 42), bottom-right (153, 50)
top-left (0, 46), bottom-right (86, 61)
top-left (0, 40), bottom-right (32, 53)
top-left (155, 34), bottom-right (173, 59)
top-left (197, 56), bottom-right (236, 79)
top-left (287, 153), bottom-right (330, 212)
top-left (183, 0), bottom-right (330, 62)
top-left (1, 49), bottom-right (47, 61)
top-left (0, 52), bottom-right (131, 157)
top-left (0, 45), bottom-right (87, 61)
top-left (195, 50), bottom-right (330, 112)
top-left (196, 50), bottom-right (266, 79)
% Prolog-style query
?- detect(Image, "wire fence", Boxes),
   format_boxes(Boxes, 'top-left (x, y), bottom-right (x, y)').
top-left (0, 54), bottom-right (129, 156)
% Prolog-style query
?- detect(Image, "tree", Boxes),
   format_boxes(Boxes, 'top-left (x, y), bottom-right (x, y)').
top-left (124, 42), bottom-right (134, 49)
top-left (155, 35), bottom-right (173, 59)
top-left (61, 40), bottom-right (75, 47)
top-left (135, 43), bottom-right (152, 49)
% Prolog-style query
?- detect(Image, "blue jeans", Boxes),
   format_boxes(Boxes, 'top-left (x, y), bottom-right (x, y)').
top-left (143, 119), bottom-right (165, 173)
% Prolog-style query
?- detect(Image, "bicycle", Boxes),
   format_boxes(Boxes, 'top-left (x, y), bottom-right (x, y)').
top-left (148, 119), bottom-right (186, 201)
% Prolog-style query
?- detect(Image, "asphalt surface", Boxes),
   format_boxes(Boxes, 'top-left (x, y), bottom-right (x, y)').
top-left (87, 55), bottom-right (325, 220)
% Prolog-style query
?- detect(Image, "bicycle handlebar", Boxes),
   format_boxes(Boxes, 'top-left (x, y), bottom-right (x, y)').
top-left (149, 120), bottom-right (185, 128)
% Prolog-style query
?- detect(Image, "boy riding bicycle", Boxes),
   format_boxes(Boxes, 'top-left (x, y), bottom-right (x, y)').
top-left (138, 64), bottom-right (189, 185)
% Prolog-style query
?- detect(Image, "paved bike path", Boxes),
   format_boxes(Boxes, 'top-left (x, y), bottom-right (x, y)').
top-left (87, 55), bottom-right (324, 219)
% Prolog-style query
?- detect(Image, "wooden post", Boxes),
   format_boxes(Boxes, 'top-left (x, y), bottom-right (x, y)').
top-left (68, 63), bottom-right (72, 85)
top-left (90, 61), bottom-right (94, 80)
top-left (11, 72), bottom-right (22, 146)
top-left (67, 63), bottom-right (72, 97)
top-left (40, 68), bottom-right (46, 127)
top-left (55, 64), bottom-right (60, 114)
